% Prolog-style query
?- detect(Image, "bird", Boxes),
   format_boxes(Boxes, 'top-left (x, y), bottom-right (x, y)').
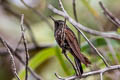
top-left (50, 16), bottom-right (91, 76)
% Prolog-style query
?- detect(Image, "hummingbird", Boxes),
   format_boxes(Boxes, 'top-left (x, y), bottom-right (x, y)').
top-left (50, 16), bottom-right (91, 76)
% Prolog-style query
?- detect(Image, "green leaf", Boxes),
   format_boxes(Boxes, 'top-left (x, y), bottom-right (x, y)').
top-left (81, 0), bottom-right (99, 18)
top-left (81, 37), bottom-right (119, 52)
top-left (117, 28), bottom-right (120, 34)
top-left (18, 47), bottom-right (56, 80)
top-left (81, 37), bottom-right (106, 52)
top-left (18, 37), bottom-right (119, 79)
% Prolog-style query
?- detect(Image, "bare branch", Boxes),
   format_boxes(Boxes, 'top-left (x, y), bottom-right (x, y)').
top-left (58, 0), bottom-right (67, 15)
top-left (99, 1), bottom-right (119, 64)
top-left (48, 4), bottom-right (120, 40)
top-left (20, 0), bottom-right (53, 30)
top-left (0, 43), bottom-right (54, 56)
top-left (72, 0), bottom-right (81, 46)
top-left (0, 37), bottom-right (20, 80)
top-left (2, 2), bottom-right (38, 47)
top-left (72, 0), bottom-right (81, 76)
top-left (20, 14), bottom-right (29, 80)
top-left (55, 73), bottom-right (63, 80)
top-left (0, 38), bottom-right (42, 80)
top-left (72, 0), bottom-right (78, 22)
top-left (55, 65), bottom-right (120, 80)
top-left (15, 51), bottom-right (42, 80)
top-left (57, 0), bottom-right (109, 67)
top-left (99, 1), bottom-right (120, 28)
top-left (100, 72), bottom-right (103, 80)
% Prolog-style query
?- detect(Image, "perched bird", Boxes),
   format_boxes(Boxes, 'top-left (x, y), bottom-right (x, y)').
top-left (50, 17), bottom-right (91, 76)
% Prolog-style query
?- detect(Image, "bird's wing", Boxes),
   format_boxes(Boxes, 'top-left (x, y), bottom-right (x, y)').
top-left (64, 28), bottom-right (91, 66)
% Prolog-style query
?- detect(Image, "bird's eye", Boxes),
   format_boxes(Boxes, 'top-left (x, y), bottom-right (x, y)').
top-left (55, 22), bottom-right (59, 26)
top-left (56, 23), bottom-right (59, 26)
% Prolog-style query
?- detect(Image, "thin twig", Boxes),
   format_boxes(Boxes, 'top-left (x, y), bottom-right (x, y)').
top-left (55, 65), bottom-right (120, 80)
top-left (0, 38), bottom-right (42, 80)
top-left (57, 0), bottom-right (109, 67)
top-left (72, 0), bottom-right (78, 22)
top-left (55, 73), bottom-right (63, 80)
top-left (72, 0), bottom-right (81, 76)
top-left (100, 72), bottom-right (103, 80)
top-left (72, 0), bottom-right (81, 46)
top-left (20, 0), bottom-right (53, 30)
top-left (80, 0), bottom-right (118, 65)
top-left (0, 43), bottom-right (54, 56)
top-left (0, 37), bottom-right (20, 80)
top-left (63, 52), bottom-right (77, 75)
top-left (2, 2), bottom-right (38, 47)
top-left (48, 4), bottom-right (120, 40)
top-left (15, 51), bottom-right (42, 80)
top-left (99, 1), bottom-right (120, 28)
top-left (58, 0), bottom-right (67, 15)
top-left (20, 14), bottom-right (29, 80)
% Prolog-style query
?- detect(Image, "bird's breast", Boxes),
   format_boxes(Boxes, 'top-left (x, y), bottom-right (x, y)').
top-left (54, 30), bottom-right (62, 46)
top-left (54, 29), bottom-right (70, 50)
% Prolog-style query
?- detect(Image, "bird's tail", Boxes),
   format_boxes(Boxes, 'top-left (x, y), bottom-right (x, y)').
top-left (74, 56), bottom-right (83, 76)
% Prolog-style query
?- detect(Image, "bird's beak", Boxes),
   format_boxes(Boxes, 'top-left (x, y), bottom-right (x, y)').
top-left (50, 16), bottom-right (57, 22)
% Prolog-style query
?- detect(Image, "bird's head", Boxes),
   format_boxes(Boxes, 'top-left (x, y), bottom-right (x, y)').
top-left (50, 16), bottom-right (65, 31)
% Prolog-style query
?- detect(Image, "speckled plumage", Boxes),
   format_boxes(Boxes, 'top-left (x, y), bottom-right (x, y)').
top-left (52, 19), bottom-right (91, 76)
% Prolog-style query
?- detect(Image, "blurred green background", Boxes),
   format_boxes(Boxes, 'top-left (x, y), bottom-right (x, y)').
top-left (0, 0), bottom-right (120, 80)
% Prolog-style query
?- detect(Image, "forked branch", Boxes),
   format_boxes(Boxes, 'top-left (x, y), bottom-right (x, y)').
top-left (20, 14), bottom-right (29, 80)
top-left (55, 65), bottom-right (120, 80)
top-left (99, 1), bottom-right (120, 28)
top-left (48, 4), bottom-right (120, 40)
top-left (0, 37), bottom-right (20, 80)
top-left (56, 0), bottom-right (109, 67)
